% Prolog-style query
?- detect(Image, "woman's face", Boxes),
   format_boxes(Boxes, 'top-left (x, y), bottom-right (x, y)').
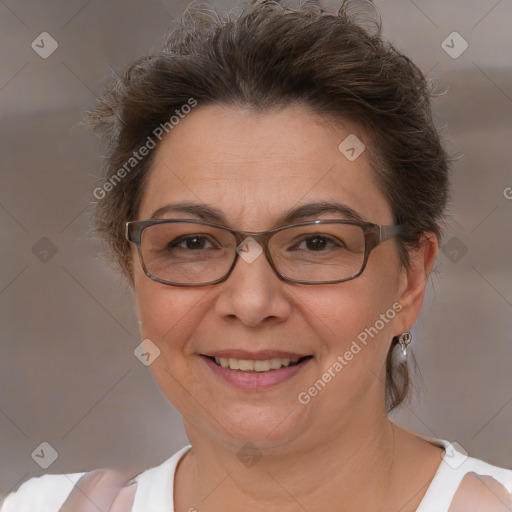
top-left (132, 104), bottom-right (420, 450)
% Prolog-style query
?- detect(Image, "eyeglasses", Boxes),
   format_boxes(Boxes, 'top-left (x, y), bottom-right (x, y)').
top-left (125, 219), bottom-right (404, 286)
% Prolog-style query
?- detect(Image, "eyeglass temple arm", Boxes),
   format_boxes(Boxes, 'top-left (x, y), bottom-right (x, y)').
top-left (378, 224), bottom-right (404, 242)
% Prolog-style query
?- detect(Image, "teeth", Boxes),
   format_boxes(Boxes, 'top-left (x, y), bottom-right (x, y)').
top-left (270, 358), bottom-right (282, 369)
top-left (228, 358), bottom-right (240, 370)
top-left (239, 359), bottom-right (254, 371)
top-left (213, 357), bottom-right (301, 372)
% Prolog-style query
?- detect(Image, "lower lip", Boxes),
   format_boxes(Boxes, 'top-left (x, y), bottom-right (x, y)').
top-left (201, 356), bottom-right (312, 389)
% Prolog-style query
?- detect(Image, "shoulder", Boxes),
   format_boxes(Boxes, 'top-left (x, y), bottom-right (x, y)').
top-left (448, 472), bottom-right (512, 512)
top-left (416, 436), bottom-right (512, 512)
top-left (1, 472), bottom-right (85, 512)
top-left (1, 446), bottom-right (191, 512)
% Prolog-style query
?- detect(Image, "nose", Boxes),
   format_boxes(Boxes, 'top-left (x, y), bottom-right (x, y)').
top-left (213, 238), bottom-right (292, 327)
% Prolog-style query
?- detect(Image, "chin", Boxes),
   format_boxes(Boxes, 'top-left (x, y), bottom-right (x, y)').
top-left (199, 402), bottom-right (308, 452)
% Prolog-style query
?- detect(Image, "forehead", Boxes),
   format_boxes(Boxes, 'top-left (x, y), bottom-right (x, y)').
top-left (137, 104), bottom-right (392, 228)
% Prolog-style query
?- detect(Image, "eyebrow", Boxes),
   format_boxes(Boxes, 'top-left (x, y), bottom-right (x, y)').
top-left (281, 201), bottom-right (364, 224)
top-left (149, 200), bottom-right (365, 225)
top-left (150, 202), bottom-right (226, 222)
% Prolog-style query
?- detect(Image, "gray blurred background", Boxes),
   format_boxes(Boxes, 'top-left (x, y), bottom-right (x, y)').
top-left (1, 0), bottom-right (511, 498)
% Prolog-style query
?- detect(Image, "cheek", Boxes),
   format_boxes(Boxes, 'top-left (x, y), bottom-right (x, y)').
top-left (134, 270), bottom-right (206, 354)
top-left (133, 278), bottom-right (211, 409)
top-left (297, 267), bottom-right (401, 363)
top-left (290, 278), bottom-right (401, 411)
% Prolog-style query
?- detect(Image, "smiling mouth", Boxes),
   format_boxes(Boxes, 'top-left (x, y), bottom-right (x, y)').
top-left (204, 355), bottom-right (313, 372)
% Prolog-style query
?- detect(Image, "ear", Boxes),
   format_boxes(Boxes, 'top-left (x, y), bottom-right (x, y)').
top-left (393, 232), bottom-right (438, 337)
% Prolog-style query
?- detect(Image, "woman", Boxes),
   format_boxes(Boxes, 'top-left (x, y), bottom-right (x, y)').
top-left (2, 1), bottom-right (511, 511)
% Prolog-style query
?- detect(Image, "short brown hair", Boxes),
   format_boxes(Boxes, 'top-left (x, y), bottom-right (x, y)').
top-left (88, 0), bottom-right (450, 411)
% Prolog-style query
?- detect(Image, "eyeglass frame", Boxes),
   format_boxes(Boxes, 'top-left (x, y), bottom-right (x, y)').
top-left (125, 218), bottom-right (405, 287)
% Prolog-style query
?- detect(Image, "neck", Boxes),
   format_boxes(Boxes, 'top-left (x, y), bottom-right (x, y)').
top-left (177, 409), bottom-right (399, 512)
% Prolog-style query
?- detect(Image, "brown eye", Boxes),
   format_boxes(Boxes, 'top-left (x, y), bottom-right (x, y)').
top-left (305, 236), bottom-right (328, 251)
top-left (170, 235), bottom-right (217, 250)
top-left (296, 235), bottom-right (342, 252)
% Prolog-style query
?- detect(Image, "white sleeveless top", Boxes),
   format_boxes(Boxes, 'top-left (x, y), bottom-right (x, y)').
top-left (2, 438), bottom-right (511, 512)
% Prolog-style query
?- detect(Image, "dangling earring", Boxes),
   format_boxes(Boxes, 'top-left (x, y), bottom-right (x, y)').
top-left (398, 331), bottom-right (412, 356)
